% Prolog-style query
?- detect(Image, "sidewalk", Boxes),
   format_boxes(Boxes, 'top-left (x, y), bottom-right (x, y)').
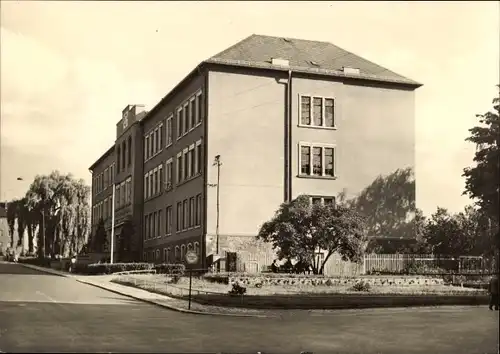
top-left (19, 263), bottom-right (270, 318)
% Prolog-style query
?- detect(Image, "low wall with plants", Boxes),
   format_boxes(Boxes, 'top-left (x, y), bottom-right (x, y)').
top-left (203, 272), bottom-right (446, 287)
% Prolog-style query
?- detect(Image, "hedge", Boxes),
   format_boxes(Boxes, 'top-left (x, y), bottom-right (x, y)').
top-left (73, 262), bottom-right (185, 275)
top-left (18, 257), bottom-right (51, 268)
top-left (188, 293), bottom-right (490, 310)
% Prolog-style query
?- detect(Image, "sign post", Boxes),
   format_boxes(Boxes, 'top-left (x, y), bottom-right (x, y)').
top-left (185, 250), bottom-right (199, 310)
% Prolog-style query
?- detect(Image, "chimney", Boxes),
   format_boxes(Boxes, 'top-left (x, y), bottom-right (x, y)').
top-left (271, 58), bottom-right (290, 67)
top-left (342, 67), bottom-right (360, 75)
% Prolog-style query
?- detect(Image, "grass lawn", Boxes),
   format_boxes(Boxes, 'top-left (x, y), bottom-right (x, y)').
top-left (112, 274), bottom-right (486, 297)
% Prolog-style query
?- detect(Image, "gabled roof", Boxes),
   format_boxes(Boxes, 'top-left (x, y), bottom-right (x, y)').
top-left (205, 34), bottom-right (421, 88)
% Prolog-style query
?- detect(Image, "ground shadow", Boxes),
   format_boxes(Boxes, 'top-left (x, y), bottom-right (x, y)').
top-left (0, 263), bottom-right (59, 276)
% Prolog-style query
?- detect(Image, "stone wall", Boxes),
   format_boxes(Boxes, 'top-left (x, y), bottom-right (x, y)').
top-left (206, 234), bottom-right (276, 273)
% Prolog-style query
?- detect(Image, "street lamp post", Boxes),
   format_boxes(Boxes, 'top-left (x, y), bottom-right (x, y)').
top-left (213, 155), bottom-right (221, 257)
top-left (110, 183), bottom-right (116, 264)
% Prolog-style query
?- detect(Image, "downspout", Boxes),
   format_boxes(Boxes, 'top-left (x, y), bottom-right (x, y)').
top-left (198, 65), bottom-right (208, 272)
top-left (287, 69), bottom-right (293, 202)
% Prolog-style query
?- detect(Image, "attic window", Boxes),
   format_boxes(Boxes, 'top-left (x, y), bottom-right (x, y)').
top-left (310, 60), bottom-right (320, 67)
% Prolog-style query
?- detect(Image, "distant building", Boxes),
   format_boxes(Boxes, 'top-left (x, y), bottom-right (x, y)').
top-left (89, 34), bottom-right (421, 272)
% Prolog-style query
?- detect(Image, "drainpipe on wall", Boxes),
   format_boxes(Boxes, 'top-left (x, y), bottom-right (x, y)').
top-left (286, 69), bottom-right (293, 202)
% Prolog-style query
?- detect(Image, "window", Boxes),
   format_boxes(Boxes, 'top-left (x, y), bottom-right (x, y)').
top-left (312, 197), bottom-right (322, 205)
top-left (156, 249), bottom-right (160, 262)
top-left (166, 159), bottom-right (173, 190)
top-left (117, 146), bottom-right (121, 171)
top-left (298, 143), bottom-right (336, 178)
top-left (196, 140), bottom-right (202, 174)
top-left (166, 206), bottom-right (172, 235)
top-left (144, 174), bottom-right (149, 200)
top-left (312, 147), bottom-right (322, 176)
top-left (300, 146), bottom-right (311, 175)
top-left (158, 124), bottom-right (163, 151)
top-left (166, 248), bottom-right (171, 262)
top-left (190, 99), bottom-right (196, 129)
top-left (104, 168), bottom-right (108, 188)
top-left (181, 245), bottom-right (186, 261)
top-left (189, 147), bottom-right (195, 178)
top-left (196, 92), bottom-right (203, 125)
top-left (158, 209), bottom-right (162, 237)
top-left (144, 136), bottom-right (149, 160)
top-left (144, 215), bottom-right (149, 240)
top-left (116, 185), bottom-right (121, 208)
top-left (194, 242), bottom-right (200, 255)
top-left (163, 248), bottom-right (168, 262)
top-left (325, 98), bottom-right (334, 127)
top-left (149, 213), bottom-right (154, 239)
top-left (310, 196), bottom-right (336, 206)
top-left (189, 197), bottom-right (195, 228)
top-left (152, 168), bottom-right (158, 196)
top-left (183, 149), bottom-right (189, 180)
top-left (195, 194), bottom-right (202, 226)
top-left (152, 212), bottom-right (157, 239)
top-left (183, 200), bottom-right (188, 230)
top-left (166, 115), bottom-right (173, 146)
top-left (128, 136), bottom-right (132, 166)
top-left (122, 141), bottom-right (126, 170)
top-left (126, 177), bottom-right (132, 203)
top-left (176, 108), bottom-right (182, 140)
top-left (175, 246), bottom-right (180, 261)
top-left (148, 133), bottom-right (153, 158)
top-left (299, 95), bottom-right (336, 128)
top-left (300, 96), bottom-right (311, 125)
top-left (182, 104), bottom-right (188, 135)
top-left (176, 202), bottom-right (182, 232)
top-left (121, 182), bottom-right (126, 206)
top-left (158, 164), bottom-right (163, 193)
top-left (313, 97), bottom-right (322, 126)
top-left (186, 102), bottom-right (191, 132)
top-left (148, 171), bottom-right (153, 197)
top-left (187, 243), bottom-right (193, 251)
top-left (177, 153), bottom-right (182, 183)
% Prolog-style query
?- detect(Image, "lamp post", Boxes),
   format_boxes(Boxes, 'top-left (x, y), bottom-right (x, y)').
top-left (110, 183), bottom-right (116, 264)
top-left (213, 155), bottom-right (221, 257)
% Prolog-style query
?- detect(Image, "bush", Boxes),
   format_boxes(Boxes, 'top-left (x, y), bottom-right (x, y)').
top-left (228, 282), bottom-right (247, 296)
top-left (18, 257), bottom-right (51, 267)
top-left (350, 280), bottom-right (371, 292)
top-left (154, 263), bottom-right (185, 275)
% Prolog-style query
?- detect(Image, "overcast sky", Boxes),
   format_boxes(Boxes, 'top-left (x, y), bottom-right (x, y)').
top-left (0, 1), bottom-right (498, 216)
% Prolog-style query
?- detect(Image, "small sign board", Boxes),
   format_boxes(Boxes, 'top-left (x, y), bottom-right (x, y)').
top-left (185, 250), bottom-right (198, 265)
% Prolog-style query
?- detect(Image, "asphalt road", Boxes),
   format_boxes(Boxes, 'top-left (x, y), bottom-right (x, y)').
top-left (0, 262), bottom-right (498, 354)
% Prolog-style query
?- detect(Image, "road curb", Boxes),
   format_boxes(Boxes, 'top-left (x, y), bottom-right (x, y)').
top-left (76, 279), bottom-right (272, 318)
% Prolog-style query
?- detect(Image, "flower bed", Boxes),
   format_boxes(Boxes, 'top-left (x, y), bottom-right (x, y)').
top-left (203, 272), bottom-right (446, 287)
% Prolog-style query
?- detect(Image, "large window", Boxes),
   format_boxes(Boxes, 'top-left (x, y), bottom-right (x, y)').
top-left (189, 197), bottom-right (195, 228)
top-left (166, 115), bottom-right (173, 147)
top-left (299, 95), bottom-right (336, 128)
top-left (195, 194), bottom-right (202, 226)
top-left (166, 159), bottom-right (173, 190)
top-left (166, 206), bottom-right (172, 235)
top-left (183, 200), bottom-right (188, 230)
top-left (298, 143), bottom-right (336, 178)
top-left (176, 202), bottom-right (182, 232)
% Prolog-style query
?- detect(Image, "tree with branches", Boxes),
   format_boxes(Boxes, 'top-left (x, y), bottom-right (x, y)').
top-left (257, 195), bottom-right (366, 275)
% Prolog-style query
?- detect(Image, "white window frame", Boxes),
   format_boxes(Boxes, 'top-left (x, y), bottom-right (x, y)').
top-left (183, 103), bottom-right (189, 136)
top-left (166, 206), bottom-right (172, 235)
top-left (165, 158), bottom-right (173, 190)
top-left (195, 90), bottom-right (203, 126)
top-left (298, 142), bottom-right (337, 178)
top-left (189, 97), bottom-right (196, 130)
top-left (298, 94), bottom-right (337, 129)
top-left (158, 123), bottom-right (163, 150)
top-left (188, 144), bottom-right (195, 178)
top-left (152, 167), bottom-right (158, 196)
top-left (176, 152), bottom-right (183, 183)
top-left (176, 108), bottom-right (182, 141)
top-left (166, 114), bottom-right (173, 147)
top-left (182, 147), bottom-right (189, 181)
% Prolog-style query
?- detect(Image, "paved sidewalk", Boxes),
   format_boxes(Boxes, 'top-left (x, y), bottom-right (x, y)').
top-left (18, 262), bottom-right (268, 317)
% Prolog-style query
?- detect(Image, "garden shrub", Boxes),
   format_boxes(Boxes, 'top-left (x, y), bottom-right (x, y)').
top-left (228, 282), bottom-right (247, 296)
top-left (350, 280), bottom-right (371, 292)
top-left (154, 263), bottom-right (185, 276)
